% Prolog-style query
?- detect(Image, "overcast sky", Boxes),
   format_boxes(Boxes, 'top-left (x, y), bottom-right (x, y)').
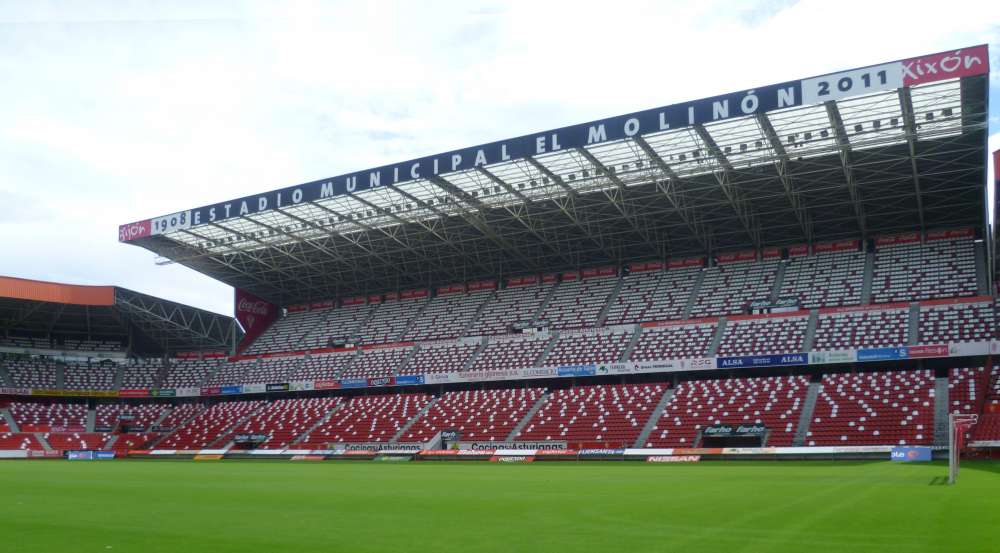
top-left (1, 0), bottom-right (998, 316)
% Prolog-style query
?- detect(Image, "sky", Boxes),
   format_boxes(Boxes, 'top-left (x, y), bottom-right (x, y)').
top-left (1, 0), bottom-right (998, 316)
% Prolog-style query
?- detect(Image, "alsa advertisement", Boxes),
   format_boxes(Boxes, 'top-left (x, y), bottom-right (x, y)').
top-left (235, 289), bottom-right (279, 353)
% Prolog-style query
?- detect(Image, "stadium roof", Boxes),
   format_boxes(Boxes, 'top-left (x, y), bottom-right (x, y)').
top-left (0, 277), bottom-right (241, 354)
top-left (121, 46), bottom-right (992, 306)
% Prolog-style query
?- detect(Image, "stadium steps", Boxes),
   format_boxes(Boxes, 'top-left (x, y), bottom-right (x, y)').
top-left (934, 375), bottom-right (950, 446)
top-left (113, 364), bottom-right (125, 391)
top-left (534, 334), bottom-right (560, 366)
top-left (595, 276), bottom-right (625, 327)
top-left (769, 261), bottom-right (787, 302)
top-left (34, 433), bottom-right (53, 452)
top-left (55, 364), bottom-right (66, 390)
top-left (907, 303), bottom-right (920, 345)
top-left (532, 283), bottom-right (559, 325)
top-left (707, 318), bottom-right (728, 356)
top-left (354, 305), bottom-right (380, 342)
top-left (792, 379), bottom-right (822, 446)
top-left (620, 324), bottom-right (644, 362)
top-left (506, 391), bottom-right (549, 440)
top-left (394, 346), bottom-right (421, 377)
top-left (146, 406), bottom-right (207, 449)
top-left (391, 397), bottom-right (439, 443)
top-left (290, 402), bottom-right (345, 446)
top-left (398, 298), bottom-right (432, 342)
top-left (0, 408), bottom-right (19, 432)
top-left (86, 407), bottom-right (96, 432)
top-left (154, 359), bottom-right (170, 389)
top-left (633, 387), bottom-right (675, 448)
top-left (462, 337), bottom-right (489, 371)
top-left (208, 403), bottom-right (270, 450)
top-left (460, 290), bottom-right (495, 337)
top-left (802, 309), bottom-right (819, 351)
top-left (0, 365), bottom-right (12, 386)
top-left (681, 270), bottom-right (706, 319)
top-left (860, 250), bottom-right (875, 304)
top-left (199, 361), bottom-right (225, 387)
top-left (150, 405), bottom-right (175, 430)
top-left (974, 239), bottom-right (989, 295)
top-left (103, 434), bottom-right (119, 450)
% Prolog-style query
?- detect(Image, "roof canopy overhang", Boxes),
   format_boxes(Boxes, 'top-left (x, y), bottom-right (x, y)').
top-left (120, 46), bottom-right (992, 306)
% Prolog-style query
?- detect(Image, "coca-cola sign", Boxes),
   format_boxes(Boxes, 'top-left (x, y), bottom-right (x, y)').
top-left (118, 220), bottom-right (151, 242)
top-left (234, 289), bottom-right (279, 353)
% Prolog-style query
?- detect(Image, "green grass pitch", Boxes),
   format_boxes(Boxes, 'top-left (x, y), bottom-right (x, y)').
top-left (0, 459), bottom-right (996, 552)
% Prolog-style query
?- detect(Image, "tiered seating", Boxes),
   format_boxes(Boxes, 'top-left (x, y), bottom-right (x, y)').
top-left (162, 358), bottom-right (222, 388)
top-left (467, 282), bottom-right (554, 336)
top-left (0, 433), bottom-right (44, 450)
top-left (399, 342), bottom-right (479, 375)
top-left (469, 334), bottom-right (550, 372)
top-left (812, 308), bottom-right (909, 350)
top-left (340, 347), bottom-right (413, 379)
top-left (241, 357), bottom-right (297, 384)
top-left (297, 393), bottom-right (432, 446)
top-left (516, 383), bottom-right (665, 448)
top-left (689, 260), bottom-right (779, 317)
top-left (807, 370), bottom-right (935, 445)
top-left (948, 367), bottom-right (988, 415)
top-left (157, 403), bottom-right (204, 431)
top-left (43, 432), bottom-right (110, 450)
top-left (290, 352), bottom-right (356, 381)
top-left (221, 397), bottom-right (341, 448)
top-left (245, 308), bottom-right (329, 354)
top-left (779, 250), bottom-right (865, 308)
top-left (404, 291), bottom-right (492, 341)
top-left (62, 338), bottom-right (122, 352)
top-left (538, 277), bottom-right (618, 329)
top-left (300, 304), bottom-right (374, 349)
top-left (646, 376), bottom-right (808, 447)
top-left (4, 357), bottom-right (58, 388)
top-left (604, 268), bottom-right (700, 325)
top-left (542, 329), bottom-right (633, 366)
top-left (871, 239), bottom-right (977, 303)
top-left (9, 401), bottom-right (87, 431)
top-left (629, 323), bottom-right (716, 361)
top-left (359, 299), bottom-right (425, 345)
top-left (159, 400), bottom-right (264, 449)
top-left (63, 361), bottom-right (115, 390)
top-left (110, 433), bottom-right (156, 451)
top-left (204, 359), bottom-right (254, 386)
top-left (716, 315), bottom-right (808, 356)
top-left (918, 301), bottom-right (995, 344)
top-left (122, 358), bottom-right (161, 388)
top-left (402, 388), bottom-right (545, 442)
top-left (0, 335), bottom-right (50, 349)
top-left (94, 403), bottom-right (168, 430)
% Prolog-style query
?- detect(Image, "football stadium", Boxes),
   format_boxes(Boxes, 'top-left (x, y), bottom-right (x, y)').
top-left (2, 40), bottom-right (999, 552)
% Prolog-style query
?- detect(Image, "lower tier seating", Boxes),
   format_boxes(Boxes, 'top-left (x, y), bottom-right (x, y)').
top-left (297, 393), bottom-right (431, 447)
top-left (158, 400), bottom-right (264, 449)
top-left (401, 388), bottom-right (544, 442)
top-left (221, 397), bottom-right (341, 449)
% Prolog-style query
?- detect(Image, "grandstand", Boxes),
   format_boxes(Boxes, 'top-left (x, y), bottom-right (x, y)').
top-left (0, 45), bottom-right (994, 462)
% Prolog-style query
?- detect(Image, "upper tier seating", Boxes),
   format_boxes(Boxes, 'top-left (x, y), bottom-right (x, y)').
top-left (162, 358), bottom-right (223, 388)
top-left (300, 304), bottom-right (375, 349)
top-left (645, 376), bottom-right (809, 447)
top-left (245, 308), bottom-right (329, 354)
top-left (689, 260), bottom-right (779, 317)
top-left (43, 432), bottom-right (110, 450)
top-left (157, 403), bottom-right (204, 431)
top-left (918, 301), bottom-right (995, 344)
top-left (359, 299), bottom-right (426, 345)
top-left (61, 338), bottom-right (122, 352)
top-left (0, 335), bottom-right (50, 349)
top-left (604, 268), bottom-right (700, 325)
top-left (871, 239), bottom-right (977, 303)
top-left (404, 291), bottom-right (492, 341)
top-left (778, 250), bottom-right (866, 308)
top-left (339, 347), bottom-right (413, 379)
top-left (628, 322), bottom-right (716, 361)
top-left (716, 315), bottom-right (808, 356)
top-left (469, 334), bottom-right (550, 372)
top-left (812, 308), bottom-right (909, 350)
top-left (516, 383), bottom-right (665, 448)
top-left (297, 393), bottom-right (432, 446)
top-left (466, 282), bottom-right (554, 336)
top-left (538, 277), bottom-right (618, 330)
top-left (402, 387), bottom-right (545, 442)
top-left (542, 329), bottom-right (633, 366)
top-left (221, 397), bottom-right (341, 449)
top-left (399, 341), bottom-right (479, 375)
top-left (291, 352), bottom-right (356, 381)
top-left (122, 358), bottom-right (161, 389)
top-left (159, 400), bottom-right (264, 449)
top-left (9, 401), bottom-right (87, 431)
top-left (63, 361), bottom-right (115, 390)
top-left (806, 370), bottom-right (934, 446)
top-left (4, 357), bottom-right (58, 388)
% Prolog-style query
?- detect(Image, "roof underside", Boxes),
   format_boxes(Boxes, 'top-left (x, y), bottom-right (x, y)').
top-left (0, 288), bottom-right (239, 354)
top-left (132, 76), bottom-right (990, 306)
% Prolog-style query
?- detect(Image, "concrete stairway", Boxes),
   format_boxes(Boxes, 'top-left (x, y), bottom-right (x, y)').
top-left (792, 380), bottom-right (822, 446)
top-left (506, 392), bottom-right (549, 440)
top-left (596, 277), bottom-right (625, 326)
top-left (290, 402), bottom-right (345, 446)
top-left (934, 375), bottom-right (950, 446)
top-left (86, 408), bottom-right (96, 432)
top-left (707, 319), bottom-right (728, 356)
top-left (391, 397), bottom-right (439, 442)
top-left (681, 271), bottom-right (706, 319)
top-left (1, 408), bottom-right (19, 432)
top-left (633, 388), bottom-right (675, 447)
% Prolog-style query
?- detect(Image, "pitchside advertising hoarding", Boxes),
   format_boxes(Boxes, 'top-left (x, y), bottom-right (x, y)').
top-left (118, 46), bottom-right (989, 240)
